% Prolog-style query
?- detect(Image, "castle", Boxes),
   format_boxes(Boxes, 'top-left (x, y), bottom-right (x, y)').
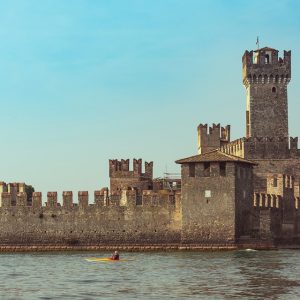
top-left (0, 46), bottom-right (299, 250)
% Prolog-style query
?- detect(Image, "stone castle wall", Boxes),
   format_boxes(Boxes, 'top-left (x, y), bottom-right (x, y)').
top-left (0, 190), bottom-right (181, 246)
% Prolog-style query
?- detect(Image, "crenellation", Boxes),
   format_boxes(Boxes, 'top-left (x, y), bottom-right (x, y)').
top-left (1, 44), bottom-right (300, 249)
top-left (16, 192), bottom-right (27, 206)
top-left (145, 161), bottom-right (153, 178)
top-left (133, 158), bottom-right (142, 174)
top-left (109, 159), bottom-right (154, 193)
top-left (284, 50), bottom-right (291, 65)
top-left (109, 159), bottom-right (118, 176)
top-left (63, 191), bottom-right (73, 209)
top-left (109, 191), bottom-right (121, 206)
top-left (197, 123), bottom-right (230, 154)
top-left (32, 192), bottom-right (42, 208)
top-left (46, 192), bottom-right (58, 208)
top-left (78, 191), bottom-right (88, 209)
top-left (121, 159), bottom-right (129, 171)
top-left (290, 137), bottom-right (299, 157)
top-left (94, 188), bottom-right (108, 206)
top-left (254, 192), bottom-right (281, 209)
top-left (0, 192), bottom-right (11, 207)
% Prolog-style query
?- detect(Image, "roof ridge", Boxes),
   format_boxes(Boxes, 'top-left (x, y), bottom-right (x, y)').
top-left (176, 149), bottom-right (256, 165)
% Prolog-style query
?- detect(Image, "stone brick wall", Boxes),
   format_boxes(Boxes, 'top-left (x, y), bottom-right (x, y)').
top-left (234, 164), bottom-right (254, 237)
top-left (109, 159), bottom-right (153, 192)
top-left (197, 123), bottom-right (230, 154)
top-left (181, 162), bottom-right (240, 244)
top-left (0, 190), bottom-right (181, 246)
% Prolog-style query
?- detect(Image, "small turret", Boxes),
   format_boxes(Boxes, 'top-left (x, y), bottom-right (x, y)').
top-left (197, 123), bottom-right (230, 154)
top-left (109, 159), bottom-right (153, 192)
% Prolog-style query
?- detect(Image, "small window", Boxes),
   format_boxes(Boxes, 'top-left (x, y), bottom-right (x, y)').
top-left (272, 87), bottom-right (276, 93)
top-left (189, 164), bottom-right (195, 177)
top-left (265, 54), bottom-right (270, 64)
top-left (273, 177), bottom-right (277, 187)
top-left (220, 162), bottom-right (226, 176)
top-left (204, 162), bottom-right (210, 177)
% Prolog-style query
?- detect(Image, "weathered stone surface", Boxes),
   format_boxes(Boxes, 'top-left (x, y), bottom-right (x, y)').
top-left (0, 45), bottom-right (300, 250)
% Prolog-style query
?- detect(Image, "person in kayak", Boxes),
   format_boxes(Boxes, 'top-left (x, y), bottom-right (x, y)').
top-left (111, 250), bottom-right (119, 260)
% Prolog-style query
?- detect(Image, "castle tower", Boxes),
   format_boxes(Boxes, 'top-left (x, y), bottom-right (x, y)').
top-left (197, 123), bottom-right (230, 154)
top-left (109, 159), bottom-right (153, 192)
top-left (242, 47), bottom-right (291, 139)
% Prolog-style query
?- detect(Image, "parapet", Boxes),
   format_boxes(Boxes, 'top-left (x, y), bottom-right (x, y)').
top-left (109, 158), bottom-right (153, 179)
top-left (220, 137), bottom-right (290, 159)
top-left (253, 193), bottom-right (281, 209)
top-left (94, 188), bottom-right (109, 206)
top-left (16, 192), bottom-right (27, 206)
top-left (46, 192), bottom-right (58, 208)
top-left (142, 190), bottom-right (177, 206)
top-left (0, 188), bottom-right (178, 210)
top-left (32, 192), bottom-right (42, 208)
top-left (63, 191), bottom-right (73, 209)
top-left (267, 174), bottom-right (294, 196)
top-left (0, 192), bottom-right (11, 207)
top-left (197, 123), bottom-right (230, 154)
top-left (290, 137), bottom-right (300, 157)
top-left (78, 191), bottom-right (88, 209)
top-left (242, 48), bottom-right (291, 86)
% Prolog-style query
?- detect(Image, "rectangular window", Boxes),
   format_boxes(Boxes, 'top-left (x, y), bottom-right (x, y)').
top-left (273, 177), bottom-right (277, 187)
top-left (189, 164), bottom-right (195, 177)
top-left (205, 190), bottom-right (211, 197)
top-left (246, 111), bottom-right (250, 137)
top-left (220, 162), bottom-right (226, 176)
top-left (203, 162), bottom-right (210, 177)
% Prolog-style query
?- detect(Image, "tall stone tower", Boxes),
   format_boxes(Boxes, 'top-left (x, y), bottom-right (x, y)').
top-left (242, 47), bottom-right (291, 139)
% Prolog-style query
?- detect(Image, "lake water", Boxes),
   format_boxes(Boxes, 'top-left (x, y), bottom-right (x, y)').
top-left (0, 250), bottom-right (299, 299)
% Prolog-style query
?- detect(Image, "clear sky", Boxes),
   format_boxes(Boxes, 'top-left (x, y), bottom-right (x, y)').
top-left (0, 0), bottom-right (300, 200)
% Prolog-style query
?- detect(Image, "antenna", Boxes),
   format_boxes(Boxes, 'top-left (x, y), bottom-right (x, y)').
top-left (256, 36), bottom-right (260, 50)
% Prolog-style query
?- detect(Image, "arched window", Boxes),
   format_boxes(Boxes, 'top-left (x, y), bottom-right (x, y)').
top-left (270, 74), bottom-right (274, 83)
top-left (272, 87), bottom-right (276, 93)
top-left (275, 75), bottom-right (279, 83)
top-left (253, 74), bottom-right (257, 83)
top-left (265, 54), bottom-right (270, 64)
top-left (258, 75), bottom-right (262, 83)
top-left (264, 74), bottom-right (268, 83)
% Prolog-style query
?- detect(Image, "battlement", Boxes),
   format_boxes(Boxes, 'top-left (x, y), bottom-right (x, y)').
top-left (266, 173), bottom-right (294, 196)
top-left (220, 136), bottom-right (291, 159)
top-left (243, 48), bottom-right (291, 66)
top-left (109, 159), bottom-right (153, 178)
top-left (253, 193), bottom-right (281, 209)
top-left (0, 189), bottom-right (180, 210)
top-left (109, 159), bottom-right (154, 192)
top-left (243, 49), bottom-right (291, 66)
top-left (197, 123), bottom-right (230, 154)
top-left (242, 48), bottom-right (291, 87)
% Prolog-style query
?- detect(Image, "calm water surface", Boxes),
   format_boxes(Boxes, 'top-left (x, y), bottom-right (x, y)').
top-left (0, 250), bottom-right (299, 299)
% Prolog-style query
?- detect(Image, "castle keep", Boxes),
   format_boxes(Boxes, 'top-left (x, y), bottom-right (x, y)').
top-left (0, 46), bottom-right (299, 250)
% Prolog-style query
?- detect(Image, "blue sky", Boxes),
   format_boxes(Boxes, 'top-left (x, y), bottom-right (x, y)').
top-left (0, 0), bottom-right (300, 199)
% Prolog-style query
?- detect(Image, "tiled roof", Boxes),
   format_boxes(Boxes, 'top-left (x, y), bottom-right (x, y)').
top-left (175, 150), bottom-right (256, 165)
top-left (254, 46), bottom-right (278, 52)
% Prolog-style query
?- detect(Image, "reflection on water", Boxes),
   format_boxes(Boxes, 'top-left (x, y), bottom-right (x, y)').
top-left (0, 250), bottom-right (299, 299)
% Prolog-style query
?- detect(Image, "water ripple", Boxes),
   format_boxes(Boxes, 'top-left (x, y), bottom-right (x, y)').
top-left (0, 250), bottom-right (300, 299)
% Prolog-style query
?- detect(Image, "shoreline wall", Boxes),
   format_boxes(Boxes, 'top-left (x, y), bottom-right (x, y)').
top-left (0, 190), bottom-right (182, 246)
